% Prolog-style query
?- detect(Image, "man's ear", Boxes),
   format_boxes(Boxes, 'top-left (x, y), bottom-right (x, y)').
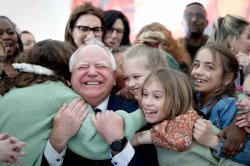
top-left (67, 80), bottom-right (72, 87)
top-left (204, 19), bottom-right (208, 28)
top-left (224, 73), bottom-right (234, 86)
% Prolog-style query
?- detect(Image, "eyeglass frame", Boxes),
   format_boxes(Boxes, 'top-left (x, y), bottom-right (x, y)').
top-left (74, 25), bottom-right (104, 36)
top-left (106, 27), bottom-right (125, 36)
top-left (183, 12), bottom-right (206, 21)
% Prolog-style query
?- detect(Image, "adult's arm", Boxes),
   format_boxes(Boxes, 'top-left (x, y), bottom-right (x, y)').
top-left (68, 109), bottom-right (146, 159)
top-left (48, 107), bottom-right (146, 160)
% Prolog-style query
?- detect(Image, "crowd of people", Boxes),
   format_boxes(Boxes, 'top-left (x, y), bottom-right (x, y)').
top-left (0, 1), bottom-right (250, 166)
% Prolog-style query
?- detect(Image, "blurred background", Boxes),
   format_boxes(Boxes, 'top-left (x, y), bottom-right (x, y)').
top-left (1, 0), bottom-right (249, 42)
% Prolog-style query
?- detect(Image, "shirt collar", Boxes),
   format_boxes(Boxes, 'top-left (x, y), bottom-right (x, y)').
top-left (95, 95), bottom-right (110, 112)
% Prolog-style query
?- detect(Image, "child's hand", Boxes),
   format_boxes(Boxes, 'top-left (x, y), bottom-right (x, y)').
top-left (193, 118), bottom-right (218, 150)
top-left (0, 135), bottom-right (26, 165)
top-left (236, 52), bottom-right (250, 72)
top-left (236, 111), bottom-right (250, 133)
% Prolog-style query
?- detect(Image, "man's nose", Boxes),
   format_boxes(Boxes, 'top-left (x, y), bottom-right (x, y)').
top-left (88, 65), bottom-right (97, 76)
top-left (190, 15), bottom-right (198, 22)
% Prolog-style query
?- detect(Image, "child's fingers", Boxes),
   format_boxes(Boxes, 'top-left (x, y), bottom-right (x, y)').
top-left (0, 133), bottom-right (9, 140)
top-left (194, 118), bottom-right (209, 130)
top-left (245, 127), bottom-right (250, 134)
top-left (239, 122), bottom-right (249, 128)
top-left (9, 137), bottom-right (17, 144)
top-left (236, 119), bottom-right (248, 127)
top-left (236, 114), bottom-right (247, 120)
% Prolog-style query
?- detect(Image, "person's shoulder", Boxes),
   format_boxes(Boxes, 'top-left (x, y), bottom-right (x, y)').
top-left (39, 81), bottom-right (80, 101)
top-left (215, 95), bottom-right (237, 111)
top-left (220, 95), bottom-right (236, 103)
top-left (109, 93), bottom-right (139, 112)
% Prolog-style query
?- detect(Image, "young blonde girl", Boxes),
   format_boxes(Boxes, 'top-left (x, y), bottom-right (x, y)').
top-left (132, 68), bottom-right (244, 166)
top-left (191, 44), bottom-right (249, 165)
top-left (121, 30), bottom-right (180, 100)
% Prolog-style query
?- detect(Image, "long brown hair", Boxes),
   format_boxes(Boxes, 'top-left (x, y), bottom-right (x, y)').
top-left (191, 44), bottom-right (239, 109)
top-left (0, 39), bottom-right (75, 95)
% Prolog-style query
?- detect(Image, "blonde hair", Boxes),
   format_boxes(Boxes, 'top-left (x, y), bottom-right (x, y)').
top-left (124, 31), bottom-right (168, 70)
top-left (134, 22), bottom-right (191, 66)
top-left (207, 14), bottom-right (249, 48)
top-left (244, 63), bottom-right (250, 78)
top-left (140, 68), bottom-right (193, 120)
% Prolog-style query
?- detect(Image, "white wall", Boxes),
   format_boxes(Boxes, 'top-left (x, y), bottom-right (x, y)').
top-left (0, 0), bottom-right (71, 42)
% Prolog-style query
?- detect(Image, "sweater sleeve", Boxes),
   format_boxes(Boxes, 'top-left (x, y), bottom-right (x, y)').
top-left (151, 109), bottom-right (199, 151)
top-left (67, 108), bottom-right (147, 160)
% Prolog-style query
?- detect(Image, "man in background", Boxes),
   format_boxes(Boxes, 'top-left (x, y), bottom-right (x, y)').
top-left (179, 2), bottom-right (209, 61)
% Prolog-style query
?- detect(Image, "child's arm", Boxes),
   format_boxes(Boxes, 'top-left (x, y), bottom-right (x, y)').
top-left (193, 119), bottom-right (219, 150)
top-left (137, 109), bottom-right (199, 152)
top-left (131, 130), bottom-right (152, 147)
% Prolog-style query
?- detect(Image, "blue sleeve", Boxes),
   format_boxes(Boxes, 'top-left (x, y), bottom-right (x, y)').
top-left (213, 138), bottom-right (226, 158)
top-left (219, 97), bottom-right (237, 129)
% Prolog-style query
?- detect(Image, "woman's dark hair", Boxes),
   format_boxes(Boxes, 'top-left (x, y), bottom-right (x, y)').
top-left (103, 10), bottom-right (131, 46)
top-left (0, 39), bottom-right (75, 95)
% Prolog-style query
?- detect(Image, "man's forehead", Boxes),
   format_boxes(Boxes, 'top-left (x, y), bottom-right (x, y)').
top-left (75, 45), bottom-right (112, 64)
top-left (185, 5), bottom-right (206, 13)
top-left (77, 45), bottom-right (109, 58)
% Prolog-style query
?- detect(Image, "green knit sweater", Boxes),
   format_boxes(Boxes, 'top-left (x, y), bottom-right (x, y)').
top-left (163, 51), bottom-right (181, 71)
top-left (156, 125), bottom-right (246, 166)
top-left (0, 81), bottom-right (146, 166)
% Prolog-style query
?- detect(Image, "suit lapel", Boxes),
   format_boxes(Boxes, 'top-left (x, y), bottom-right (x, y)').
top-left (107, 93), bottom-right (122, 111)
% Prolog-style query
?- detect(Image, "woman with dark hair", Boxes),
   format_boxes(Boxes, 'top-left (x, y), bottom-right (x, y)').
top-left (103, 10), bottom-right (131, 48)
top-left (0, 16), bottom-right (23, 85)
top-left (64, 3), bottom-right (106, 50)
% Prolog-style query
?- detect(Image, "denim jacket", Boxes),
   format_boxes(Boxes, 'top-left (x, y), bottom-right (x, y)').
top-left (197, 94), bottom-right (250, 165)
top-left (198, 95), bottom-right (237, 129)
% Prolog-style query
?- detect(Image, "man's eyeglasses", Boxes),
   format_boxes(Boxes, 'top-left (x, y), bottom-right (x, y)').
top-left (74, 25), bottom-right (103, 36)
top-left (184, 12), bottom-right (205, 21)
top-left (106, 28), bottom-right (124, 35)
